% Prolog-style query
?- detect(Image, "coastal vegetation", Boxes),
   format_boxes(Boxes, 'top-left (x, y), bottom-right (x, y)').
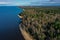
top-left (19, 7), bottom-right (60, 40)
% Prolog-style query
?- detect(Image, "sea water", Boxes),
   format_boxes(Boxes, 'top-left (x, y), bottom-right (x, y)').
top-left (0, 6), bottom-right (24, 40)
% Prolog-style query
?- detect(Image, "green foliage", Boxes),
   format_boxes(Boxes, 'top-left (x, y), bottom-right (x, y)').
top-left (19, 8), bottom-right (60, 40)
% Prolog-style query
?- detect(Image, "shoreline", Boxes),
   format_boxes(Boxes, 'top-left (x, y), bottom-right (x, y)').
top-left (19, 7), bottom-right (60, 40)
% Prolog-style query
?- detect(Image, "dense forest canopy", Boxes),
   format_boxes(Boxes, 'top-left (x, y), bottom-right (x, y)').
top-left (19, 8), bottom-right (60, 40)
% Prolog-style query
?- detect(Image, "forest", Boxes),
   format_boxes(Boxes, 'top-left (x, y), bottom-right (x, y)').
top-left (19, 7), bottom-right (60, 40)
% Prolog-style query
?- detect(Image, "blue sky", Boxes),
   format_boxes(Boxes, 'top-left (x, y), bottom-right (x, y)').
top-left (0, 0), bottom-right (60, 6)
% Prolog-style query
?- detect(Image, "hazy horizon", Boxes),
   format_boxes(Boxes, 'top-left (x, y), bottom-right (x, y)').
top-left (0, 0), bottom-right (60, 6)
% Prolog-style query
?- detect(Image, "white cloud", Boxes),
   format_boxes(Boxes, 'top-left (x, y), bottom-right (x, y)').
top-left (3, 1), bottom-right (32, 6)
top-left (0, 2), bottom-right (11, 4)
top-left (0, 0), bottom-right (60, 6)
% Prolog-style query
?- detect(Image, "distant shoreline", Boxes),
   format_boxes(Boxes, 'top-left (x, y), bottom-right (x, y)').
top-left (19, 6), bottom-right (60, 8)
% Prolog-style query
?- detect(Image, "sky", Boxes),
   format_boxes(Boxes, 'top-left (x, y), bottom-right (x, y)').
top-left (0, 0), bottom-right (60, 6)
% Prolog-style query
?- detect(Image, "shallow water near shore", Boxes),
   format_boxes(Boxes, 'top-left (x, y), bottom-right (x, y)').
top-left (0, 6), bottom-right (24, 40)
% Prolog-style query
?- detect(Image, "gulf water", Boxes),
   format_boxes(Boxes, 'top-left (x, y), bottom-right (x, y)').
top-left (0, 6), bottom-right (24, 40)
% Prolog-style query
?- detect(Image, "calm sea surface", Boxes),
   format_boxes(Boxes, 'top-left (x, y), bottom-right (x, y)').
top-left (0, 6), bottom-right (24, 40)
